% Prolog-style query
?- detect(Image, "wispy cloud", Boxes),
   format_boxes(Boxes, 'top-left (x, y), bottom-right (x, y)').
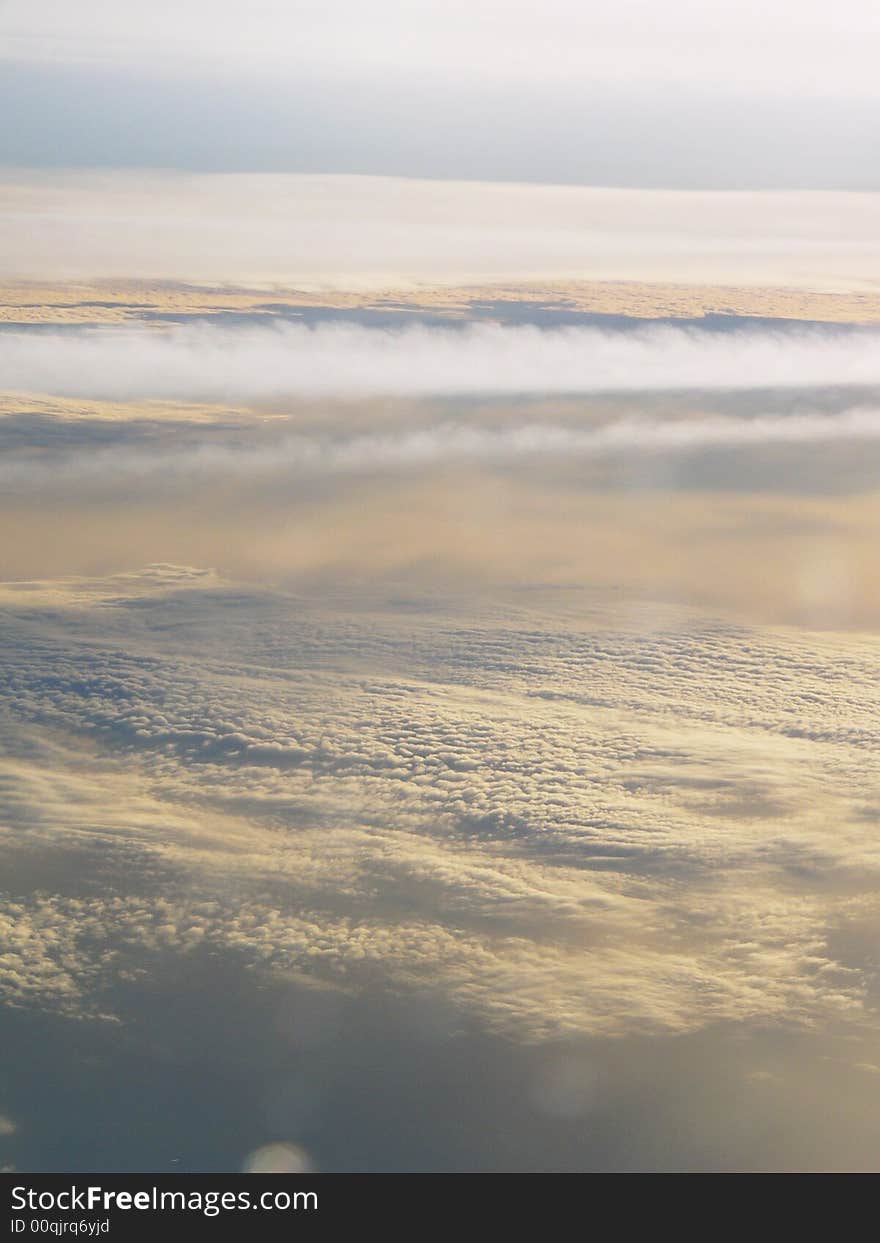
top-left (6, 409), bottom-right (880, 491)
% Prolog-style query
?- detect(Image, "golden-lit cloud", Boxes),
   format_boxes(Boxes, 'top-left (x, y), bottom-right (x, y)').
top-left (1, 569), bottom-right (878, 1044)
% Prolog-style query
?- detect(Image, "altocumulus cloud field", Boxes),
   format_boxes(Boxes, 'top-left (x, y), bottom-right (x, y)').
top-left (2, 565), bottom-right (880, 1170)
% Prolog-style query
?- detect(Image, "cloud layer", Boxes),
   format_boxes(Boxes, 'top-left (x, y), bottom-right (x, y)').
top-left (6, 408), bottom-right (880, 493)
top-left (3, 174), bottom-right (880, 283)
top-left (3, 283), bottom-right (880, 1169)
top-left (2, 570), bottom-right (879, 1045)
top-left (4, 321), bottom-right (880, 400)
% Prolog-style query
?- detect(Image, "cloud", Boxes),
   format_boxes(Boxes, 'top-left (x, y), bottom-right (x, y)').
top-left (3, 321), bottom-right (880, 401)
top-left (3, 174), bottom-right (880, 284)
top-left (6, 408), bottom-right (880, 493)
top-left (2, 571), bottom-right (879, 1041)
top-left (3, 386), bottom-right (880, 628)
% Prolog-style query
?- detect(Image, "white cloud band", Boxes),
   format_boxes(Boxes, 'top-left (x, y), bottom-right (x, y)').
top-left (3, 322), bottom-right (880, 400)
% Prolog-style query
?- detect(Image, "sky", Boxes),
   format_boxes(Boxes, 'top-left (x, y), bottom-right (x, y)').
top-left (2, 2), bottom-right (880, 289)
top-left (1, 1), bottom-right (879, 187)
top-left (2, 0), bottom-right (880, 1179)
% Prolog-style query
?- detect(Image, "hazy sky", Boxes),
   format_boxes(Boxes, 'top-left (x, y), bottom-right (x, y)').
top-left (2, 1), bottom-right (879, 186)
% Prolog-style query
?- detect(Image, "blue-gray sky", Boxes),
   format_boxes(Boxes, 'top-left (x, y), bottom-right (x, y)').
top-left (1, 0), bottom-right (879, 187)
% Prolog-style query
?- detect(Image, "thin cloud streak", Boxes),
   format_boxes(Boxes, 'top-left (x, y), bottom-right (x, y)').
top-left (6, 409), bottom-right (880, 490)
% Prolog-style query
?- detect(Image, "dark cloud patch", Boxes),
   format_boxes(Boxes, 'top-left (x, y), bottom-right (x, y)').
top-left (4, 964), bottom-right (880, 1172)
